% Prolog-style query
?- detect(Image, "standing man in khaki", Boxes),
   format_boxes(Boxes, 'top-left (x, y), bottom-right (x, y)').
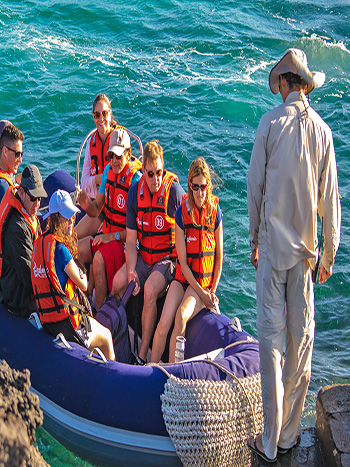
top-left (247, 49), bottom-right (341, 463)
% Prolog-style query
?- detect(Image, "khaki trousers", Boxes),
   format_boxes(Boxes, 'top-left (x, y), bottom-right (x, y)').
top-left (256, 257), bottom-right (315, 459)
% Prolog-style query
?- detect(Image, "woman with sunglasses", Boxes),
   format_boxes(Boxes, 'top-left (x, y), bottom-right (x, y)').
top-left (151, 157), bottom-right (223, 363)
top-left (77, 129), bottom-right (142, 311)
top-left (76, 94), bottom-right (117, 239)
top-left (32, 190), bottom-right (115, 361)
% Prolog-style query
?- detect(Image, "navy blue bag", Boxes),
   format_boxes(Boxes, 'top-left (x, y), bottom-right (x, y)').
top-left (95, 293), bottom-right (132, 364)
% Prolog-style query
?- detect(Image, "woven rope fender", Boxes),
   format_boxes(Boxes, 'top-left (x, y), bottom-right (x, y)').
top-left (160, 372), bottom-right (263, 467)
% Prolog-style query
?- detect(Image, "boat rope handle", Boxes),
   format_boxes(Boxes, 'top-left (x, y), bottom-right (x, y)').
top-left (223, 337), bottom-right (259, 352)
top-left (88, 347), bottom-right (108, 363)
top-left (53, 333), bottom-right (73, 349)
top-left (76, 129), bottom-right (96, 190)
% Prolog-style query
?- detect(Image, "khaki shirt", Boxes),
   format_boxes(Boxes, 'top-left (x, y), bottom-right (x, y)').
top-left (248, 91), bottom-right (341, 272)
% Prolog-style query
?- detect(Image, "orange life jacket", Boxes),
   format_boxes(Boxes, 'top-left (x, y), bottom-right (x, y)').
top-left (174, 193), bottom-right (219, 289)
top-left (89, 125), bottom-right (127, 177)
top-left (136, 170), bottom-right (178, 266)
top-left (103, 156), bottom-right (142, 234)
top-left (31, 232), bottom-right (87, 329)
top-left (0, 170), bottom-right (14, 187)
top-left (0, 186), bottom-right (39, 275)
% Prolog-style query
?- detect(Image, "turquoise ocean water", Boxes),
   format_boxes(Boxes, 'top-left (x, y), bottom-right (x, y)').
top-left (1, 1), bottom-right (349, 465)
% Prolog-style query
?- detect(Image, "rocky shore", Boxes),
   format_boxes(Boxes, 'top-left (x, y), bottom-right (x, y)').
top-left (0, 360), bottom-right (48, 466)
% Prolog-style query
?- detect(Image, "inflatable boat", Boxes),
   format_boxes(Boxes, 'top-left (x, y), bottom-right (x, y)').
top-left (0, 299), bottom-right (261, 467)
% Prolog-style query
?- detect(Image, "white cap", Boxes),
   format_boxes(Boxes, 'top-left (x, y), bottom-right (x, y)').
top-left (108, 128), bottom-right (131, 156)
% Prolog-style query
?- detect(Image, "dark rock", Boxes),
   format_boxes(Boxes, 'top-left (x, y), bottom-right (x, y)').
top-left (0, 360), bottom-right (48, 466)
top-left (316, 384), bottom-right (350, 467)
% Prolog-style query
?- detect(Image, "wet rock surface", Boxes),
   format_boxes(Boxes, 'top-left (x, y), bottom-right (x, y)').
top-left (250, 427), bottom-right (325, 467)
top-left (0, 360), bottom-right (48, 466)
top-left (316, 384), bottom-right (350, 467)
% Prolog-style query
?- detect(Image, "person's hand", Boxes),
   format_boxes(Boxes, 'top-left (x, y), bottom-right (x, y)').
top-left (77, 189), bottom-right (90, 211)
top-left (250, 248), bottom-right (258, 269)
top-left (201, 289), bottom-right (216, 309)
top-left (92, 233), bottom-right (112, 246)
top-left (318, 264), bottom-right (331, 284)
top-left (128, 270), bottom-right (140, 295)
top-left (95, 173), bottom-right (102, 188)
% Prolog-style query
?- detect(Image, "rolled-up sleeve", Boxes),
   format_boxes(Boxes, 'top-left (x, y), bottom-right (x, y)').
top-left (318, 129), bottom-right (341, 273)
top-left (247, 118), bottom-right (269, 249)
top-left (81, 140), bottom-right (98, 198)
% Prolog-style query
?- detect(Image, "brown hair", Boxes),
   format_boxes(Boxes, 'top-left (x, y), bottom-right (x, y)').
top-left (281, 72), bottom-right (308, 91)
top-left (142, 139), bottom-right (164, 169)
top-left (92, 93), bottom-right (118, 129)
top-left (187, 157), bottom-right (213, 226)
top-left (0, 124), bottom-right (24, 152)
top-left (47, 212), bottom-right (78, 259)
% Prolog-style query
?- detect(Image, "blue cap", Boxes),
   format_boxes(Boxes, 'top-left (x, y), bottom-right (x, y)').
top-left (44, 189), bottom-right (80, 220)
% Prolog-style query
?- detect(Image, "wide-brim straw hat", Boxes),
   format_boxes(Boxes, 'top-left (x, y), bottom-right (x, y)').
top-left (269, 48), bottom-right (325, 95)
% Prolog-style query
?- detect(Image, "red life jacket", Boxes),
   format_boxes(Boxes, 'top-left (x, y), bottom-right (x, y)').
top-left (0, 186), bottom-right (39, 275)
top-left (89, 130), bottom-right (113, 177)
top-left (103, 156), bottom-right (142, 234)
top-left (136, 170), bottom-right (178, 266)
top-left (89, 125), bottom-right (127, 177)
top-left (0, 170), bottom-right (14, 187)
top-left (31, 232), bottom-right (87, 329)
top-left (174, 193), bottom-right (219, 289)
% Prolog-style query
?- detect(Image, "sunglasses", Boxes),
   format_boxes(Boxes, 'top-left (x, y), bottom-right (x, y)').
top-left (145, 168), bottom-right (163, 179)
top-left (23, 188), bottom-right (41, 203)
top-left (92, 110), bottom-right (109, 119)
top-left (191, 183), bottom-right (208, 192)
top-left (106, 150), bottom-right (127, 161)
top-left (5, 146), bottom-right (23, 159)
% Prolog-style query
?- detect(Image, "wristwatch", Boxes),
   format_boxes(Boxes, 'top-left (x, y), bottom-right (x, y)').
top-left (115, 232), bottom-right (121, 241)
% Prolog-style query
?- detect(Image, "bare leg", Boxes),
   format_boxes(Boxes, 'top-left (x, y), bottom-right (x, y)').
top-left (111, 262), bottom-right (128, 299)
top-left (78, 236), bottom-right (93, 265)
top-left (93, 250), bottom-right (108, 310)
top-left (138, 271), bottom-right (166, 362)
top-left (169, 287), bottom-right (204, 363)
top-left (75, 214), bottom-right (102, 240)
top-left (151, 281), bottom-right (184, 363)
top-left (87, 316), bottom-right (115, 361)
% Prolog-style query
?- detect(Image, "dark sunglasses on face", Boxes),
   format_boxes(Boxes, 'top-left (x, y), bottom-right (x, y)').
top-left (23, 188), bottom-right (41, 203)
top-left (5, 146), bottom-right (23, 159)
top-left (106, 151), bottom-right (126, 161)
top-left (92, 110), bottom-right (109, 119)
top-left (191, 183), bottom-right (208, 192)
top-left (145, 168), bottom-right (162, 179)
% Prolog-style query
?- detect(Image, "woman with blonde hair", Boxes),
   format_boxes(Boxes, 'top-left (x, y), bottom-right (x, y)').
top-left (151, 157), bottom-right (223, 363)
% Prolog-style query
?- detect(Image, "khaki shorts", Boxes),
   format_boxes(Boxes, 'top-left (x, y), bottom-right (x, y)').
top-left (135, 253), bottom-right (176, 293)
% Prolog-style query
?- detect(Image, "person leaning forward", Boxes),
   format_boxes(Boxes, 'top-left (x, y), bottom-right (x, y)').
top-left (77, 128), bottom-right (142, 310)
top-left (112, 139), bottom-right (185, 365)
top-left (0, 165), bottom-right (47, 317)
top-left (246, 49), bottom-right (341, 463)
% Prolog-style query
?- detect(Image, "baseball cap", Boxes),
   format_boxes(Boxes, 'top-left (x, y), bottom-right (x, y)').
top-left (44, 189), bottom-right (80, 220)
top-left (108, 128), bottom-right (131, 156)
top-left (20, 165), bottom-right (48, 198)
